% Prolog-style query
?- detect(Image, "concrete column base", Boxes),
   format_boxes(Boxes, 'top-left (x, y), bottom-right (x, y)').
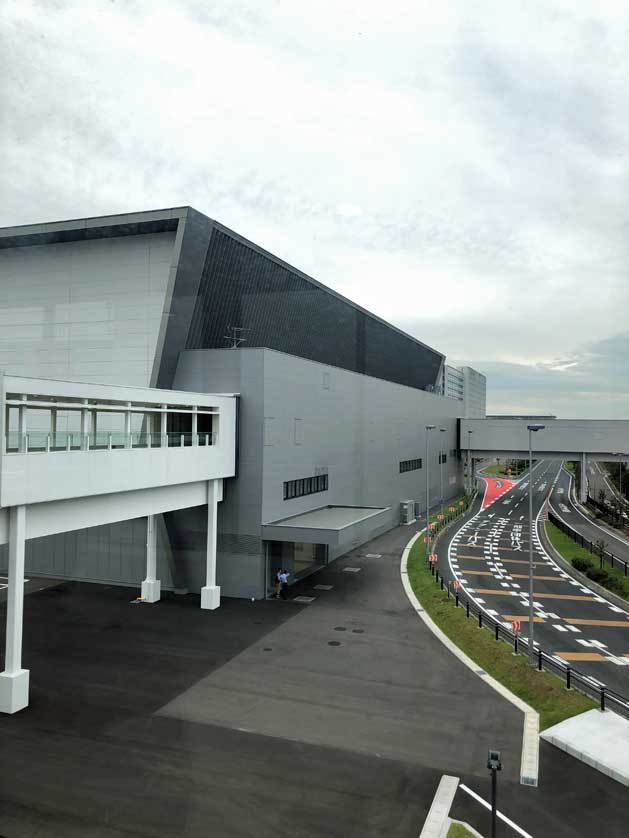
top-left (141, 579), bottom-right (161, 603)
top-left (200, 585), bottom-right (221, 610)
top-left (0, 669), bottom-right (29, 714)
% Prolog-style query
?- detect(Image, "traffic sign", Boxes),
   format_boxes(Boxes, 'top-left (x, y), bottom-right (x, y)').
top-left (429, 521), bottom-right (437, 529)
top-left (448, 506), bottom-right (455, 512)
top-left (511, 620), bottom-right (521, 633)
top-left (428, 553), bottom-right (438, 564)
top-left (453, 580), bottom-right (461, 591)
top-left (437, 513), bottom-right (444, 521)
top-left (424, 536), bottom-right (431, 544)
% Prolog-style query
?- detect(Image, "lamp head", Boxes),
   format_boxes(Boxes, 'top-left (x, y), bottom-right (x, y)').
top-left (440, 427), bottom-right (447, 433)
top-left (527, 424), bottom-right (545, 432)
top-left (426, 424), bottom-right (436, 431)
top-left (487, 749), bottom-right (502, 771)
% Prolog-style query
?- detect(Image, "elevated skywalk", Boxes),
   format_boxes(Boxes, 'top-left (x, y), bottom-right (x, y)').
top-left (0, 372), bottom-right (238, 714)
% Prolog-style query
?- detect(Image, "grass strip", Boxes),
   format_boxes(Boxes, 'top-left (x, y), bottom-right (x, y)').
top-left (447, 824), bottom-right (477, 838)
top-left (545, 521), bottom-right (629, 601)
top-left (407, 539), bottom-right (595, 730)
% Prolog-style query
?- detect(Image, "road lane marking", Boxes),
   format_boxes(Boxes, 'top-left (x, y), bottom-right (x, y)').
top-left (502, 615), bottom-right (546, 623)
top-left (554, 652), bottom-right (607, 662)
top-left (565, 618), bottom-right (629, 627)
top-left (459, 784), bottom-right (534, 838)
top-left (470, 589), bottom-right (596, 601)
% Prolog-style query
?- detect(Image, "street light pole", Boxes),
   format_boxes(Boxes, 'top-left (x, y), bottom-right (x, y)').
top-left (425, 424), bottom-right (436, 558)
top-left (527, 423), bottom-right (545, 665)
top-left (467, 429), bottom-right (473, 496)
top-left (439, 428), bottom-right (446, 517)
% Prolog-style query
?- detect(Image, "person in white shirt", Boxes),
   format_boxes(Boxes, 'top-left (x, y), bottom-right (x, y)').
top-left (278, 569), bottom-right (290, 600)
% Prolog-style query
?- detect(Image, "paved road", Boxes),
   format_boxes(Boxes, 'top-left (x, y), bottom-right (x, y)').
top-left (0, 516), bottom-right (628, 835)
top-left (439, 460), bottom-right (629, 700)
top-left (549, 466), bottom-right (629, 565)
top-left (586, 461), bottom-right (628, 511)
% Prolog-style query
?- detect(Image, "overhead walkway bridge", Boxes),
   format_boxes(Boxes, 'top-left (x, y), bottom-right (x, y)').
top-left (460, 417), bottom-right (629, 501)
top-left (0, 372), bottom-right (237, 714)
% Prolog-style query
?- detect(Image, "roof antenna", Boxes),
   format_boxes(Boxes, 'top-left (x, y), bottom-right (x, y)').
top-left (224, 325), bottom-right (249, 349)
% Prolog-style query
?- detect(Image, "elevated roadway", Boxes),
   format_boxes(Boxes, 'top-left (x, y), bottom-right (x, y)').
top-left (549, 466), bottom-right (629, 566)
top-left (461, 418), bottom-right (629, 503)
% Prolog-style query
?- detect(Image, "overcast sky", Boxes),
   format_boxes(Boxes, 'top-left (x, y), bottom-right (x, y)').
top-left (2, 0), bottom-right (628, 417)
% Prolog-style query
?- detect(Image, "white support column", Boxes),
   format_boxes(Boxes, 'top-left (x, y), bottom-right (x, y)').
top-left (580, 452), bottom-right (588, 503)
top-left (80, 399), bottom-right (90, 450)
top-left (192, 406), bottom-right (198, 446)
top-left (161, 404), bottom-right (168, 448)
top-left (18, 394), bottom-right (27, 453)
top-left (124, 403), bottom-right (132, 449)
top-left (50, 406), bottom-right (57, 449)
top-left (0, 506), bottom-right (30, 714)
top-left (201, 479), bottom-right (221, 610)
top-left (141, 514), bottom-right (161, 603)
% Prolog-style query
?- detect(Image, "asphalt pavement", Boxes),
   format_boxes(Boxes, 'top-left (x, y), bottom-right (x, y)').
top-left (0, 503), bottom-right (627, 835)
top-left (439, 460), bottom-right (629, 702)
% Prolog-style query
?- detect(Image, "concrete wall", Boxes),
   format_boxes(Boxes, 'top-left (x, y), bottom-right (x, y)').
top-left (261, 349), bottom-right (463, 532)
top-left (173, 350), bottom-right (265, 599)
top-left (0, 517), bottom-right (175, 590)
top-left (0, 232), bottom-right (176, 386)
top-left (174, 348), bottom-right (464, 599)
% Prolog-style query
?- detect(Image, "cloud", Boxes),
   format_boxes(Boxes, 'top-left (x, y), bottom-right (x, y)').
top-left (0, 0), bottom-right (627, 417)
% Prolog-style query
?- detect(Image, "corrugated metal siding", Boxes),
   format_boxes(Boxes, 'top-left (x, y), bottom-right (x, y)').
top-left (185, 228), bottom-right (441, 391)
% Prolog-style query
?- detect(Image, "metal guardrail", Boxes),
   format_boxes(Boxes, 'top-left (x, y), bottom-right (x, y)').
top-left (548, 509), bottom-right (629, 577)
top-left (4, 431), bottom-right (218, 454)
top-left (426, 557), bottom-right (629, 718)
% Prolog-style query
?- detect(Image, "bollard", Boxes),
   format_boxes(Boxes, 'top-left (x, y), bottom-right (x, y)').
top-left (538, 648), bottom-right (543, 671)
top-left (447, 583), bottom-right (450, 599)
top-left (566, 667), bottom-right (571, 690)
top-left (466, 600), bottom-right (470, 619)
top-left (440, 577), bottom-right (444, 591)
top-left (601, 686), bottom-right (606, 711)
top-left (514, 634), bottom-right (518, 654)
top-left (494, 623), bottom-right (499, 641)
top-left (478, 611), bottom-right (482, 629)
top-left (455, 593), bottom-right (459, 608)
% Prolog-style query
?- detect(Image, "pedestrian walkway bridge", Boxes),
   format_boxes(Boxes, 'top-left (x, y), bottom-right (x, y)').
top-left (0, 372), bottom-right (237, 714)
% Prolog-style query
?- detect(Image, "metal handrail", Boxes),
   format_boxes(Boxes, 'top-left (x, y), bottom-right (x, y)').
top-left (428, 557), bottom-right (629, 718)
top-left (548, 509), bottom-right (629, 577)
top-left (4, 430), bottom-right (218, 454)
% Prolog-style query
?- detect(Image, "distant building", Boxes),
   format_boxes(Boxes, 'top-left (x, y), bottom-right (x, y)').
top-left (486, 415), bottom-right (557, 421)
top-left (439, 364), bottom-right (486, 418)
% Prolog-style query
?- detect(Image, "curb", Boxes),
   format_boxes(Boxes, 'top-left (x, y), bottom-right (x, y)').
top-left (419, 774), bottom-right (459, 838)
top-left (400, 527), bottom-right (539, 788)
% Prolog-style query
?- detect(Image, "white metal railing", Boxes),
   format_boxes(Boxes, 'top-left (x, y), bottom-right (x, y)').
top-left (3, 431), bottom-right (218, 454)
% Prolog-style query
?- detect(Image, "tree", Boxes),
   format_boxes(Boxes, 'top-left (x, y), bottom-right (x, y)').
top-left (594, 538), bottom-right (607, 567)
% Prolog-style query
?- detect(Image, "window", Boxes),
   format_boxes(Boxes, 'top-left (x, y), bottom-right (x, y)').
top-left (284, 473), bottom-right (328, 500)
top-left (439, 453), bottom-right (447, 464)
top-left (399, 458), bottom-right (422, 473)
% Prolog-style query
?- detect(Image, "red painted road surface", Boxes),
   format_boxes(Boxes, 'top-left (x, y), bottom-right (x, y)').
top-left (480, 476), bottom-right (514, 508)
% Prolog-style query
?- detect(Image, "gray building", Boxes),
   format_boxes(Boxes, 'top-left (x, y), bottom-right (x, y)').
top-left (0, 207), bottom-right (466, 598)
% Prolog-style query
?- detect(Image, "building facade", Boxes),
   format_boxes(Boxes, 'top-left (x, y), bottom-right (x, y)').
top-left (0, 207), bottom-right (466, 598)
top-left (439, 364), bottom-right (486, 418)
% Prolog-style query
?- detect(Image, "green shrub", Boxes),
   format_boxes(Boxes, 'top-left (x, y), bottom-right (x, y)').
top-left (572, 557), bottom-right (593, 573)
top-left (586, 567), bottom-right (609, 585)
top-left (605, 576), bottom-right (625, 595)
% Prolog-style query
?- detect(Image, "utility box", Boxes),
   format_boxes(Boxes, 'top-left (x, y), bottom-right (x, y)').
top-left (400, 500), bottom-right (415, 525)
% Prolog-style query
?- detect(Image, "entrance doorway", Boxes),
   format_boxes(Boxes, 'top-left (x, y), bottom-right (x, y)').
top-left (265, 540), bottom-right (328, 597)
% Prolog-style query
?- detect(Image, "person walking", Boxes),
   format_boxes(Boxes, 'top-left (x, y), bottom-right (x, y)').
top-left (274, 569), bottom-right (282, 599)
top-left (279, 568), bottom-right (290, 600)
